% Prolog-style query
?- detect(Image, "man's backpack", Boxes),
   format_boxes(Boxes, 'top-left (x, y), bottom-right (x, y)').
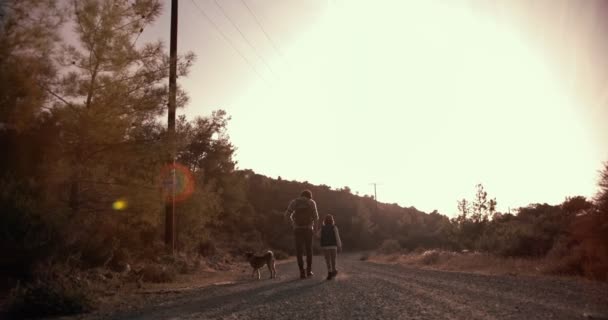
top-left (292, 198), bottom-right (314, 227)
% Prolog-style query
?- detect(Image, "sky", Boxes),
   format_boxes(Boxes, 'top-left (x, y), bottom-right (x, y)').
top-left (140, 0), bottom-right (608, 216)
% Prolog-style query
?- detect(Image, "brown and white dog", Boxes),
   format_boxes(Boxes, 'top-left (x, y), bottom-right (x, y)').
top-left (245, 250), bottom-right (276, 279)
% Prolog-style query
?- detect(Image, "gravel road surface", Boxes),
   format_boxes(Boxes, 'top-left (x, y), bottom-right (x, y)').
top-left (94, 254), bottom-right (608, 320)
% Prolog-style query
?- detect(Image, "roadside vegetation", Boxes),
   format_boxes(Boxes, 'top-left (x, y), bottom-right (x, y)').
top-left (370, 182), bottom-right (608, 280)
top-left (1, 0), bottom-right (607, 317)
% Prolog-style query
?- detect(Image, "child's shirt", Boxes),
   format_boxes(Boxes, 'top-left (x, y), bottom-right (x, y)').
top-left (320, 224), bottom-right (342, 248)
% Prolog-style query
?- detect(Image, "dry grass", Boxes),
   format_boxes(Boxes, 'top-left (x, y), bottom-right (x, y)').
top-left (369, 250), bottom-right (580, 278)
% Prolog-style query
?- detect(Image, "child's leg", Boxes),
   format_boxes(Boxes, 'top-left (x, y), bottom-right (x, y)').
top-left (323, 249), bottom-right (331, 271)
top-left (330, 248), bottom-right (337, 272)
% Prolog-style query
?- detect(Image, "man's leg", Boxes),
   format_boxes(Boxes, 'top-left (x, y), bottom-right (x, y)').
top-left (304, 228), bottom-right (313, 274)
top-left (330, 248), bottom-right (337, 272)
top-left (294, 229), bottom-right (305, 274)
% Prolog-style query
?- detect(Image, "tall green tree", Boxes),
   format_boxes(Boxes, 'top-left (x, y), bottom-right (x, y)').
top-left (0, 0), bottom-right (66, 277)
top-left (471, 184), bottom-right (496, 223)
top-left (50, 0), bottom-right (194, 218)
top-left (596, 162), bottom-right (608, 216)
top-left (0, 0), bottom-right (64, 130)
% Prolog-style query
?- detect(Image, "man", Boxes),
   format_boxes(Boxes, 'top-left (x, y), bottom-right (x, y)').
top-left (285, 189), bottom-right (319, 279)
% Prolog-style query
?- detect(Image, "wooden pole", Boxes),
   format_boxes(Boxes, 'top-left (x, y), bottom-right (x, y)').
top-left (165, 0), bottom-right (178, 254)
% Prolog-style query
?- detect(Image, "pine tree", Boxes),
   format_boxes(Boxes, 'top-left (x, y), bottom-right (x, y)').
top-left (0, 0), bottom-right (64, 130)
top-left (49, 0), bottom-right (195, 217)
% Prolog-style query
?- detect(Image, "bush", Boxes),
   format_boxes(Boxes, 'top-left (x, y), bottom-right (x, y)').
top-left (138, 241), bottom-right (166, 262)
top-left (141, 264), bottom-right (177, 283)
top-left (79, 235), bottom-right (116, 268)
top-left (272, 250), bottom-right (289, 260)
top-left (7, 279), bottom-right (93, 318)
top-left (197, 239), bottom-right (217, 257)
top-left (572, 210), bottom-right (608, 281)
top-left (107, 247), bottom-right (131, 272)
top-left (172, 254), bottom-right (201, 274)
top-left (378, 239), bottom-right (401, 254)
top-left (543, 248), bottom-right (584, 276)
top-left (420, 250), bottom-right (441, 265)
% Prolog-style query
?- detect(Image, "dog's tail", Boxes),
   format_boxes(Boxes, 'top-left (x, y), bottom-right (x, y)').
top-left (265, 250), bottom-right (274, 259)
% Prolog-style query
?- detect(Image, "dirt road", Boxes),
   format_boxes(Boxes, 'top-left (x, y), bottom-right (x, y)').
top-left (93, 254), bottom-right (608, 320)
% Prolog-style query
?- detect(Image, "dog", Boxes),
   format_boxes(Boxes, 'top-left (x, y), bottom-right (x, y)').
top-left (245, 250), bottom-right (277, 280)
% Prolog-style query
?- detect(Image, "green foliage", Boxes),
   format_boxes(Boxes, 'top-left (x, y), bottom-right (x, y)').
top-left (197, 238), bottom-right (217, 257)
top-left (596, 162), bottom-right (608, 216)
top-left (378, 239), bottom-right (401, 254)
top-left (141, 264), bottom-right (177, 283)
top-left (569, 165), bottom-right (608, 280)
top-left (2, 1), bottom-right (608, 305)
top-left (7, 277), bottom-right (93, 318)
top-left (473, 204), bottom-right (571, 257)
top-left (0, 0), bottom-right (64, 131)
top-left (420, 250), bottom-right (441, 265)
top-left (451, 184), bottom-right (496, 250)
top-left (273, 250), bottom-right (289, 260)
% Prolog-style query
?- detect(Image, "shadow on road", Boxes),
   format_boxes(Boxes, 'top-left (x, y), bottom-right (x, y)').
top-left (110, 277), bottom-right (327, 319)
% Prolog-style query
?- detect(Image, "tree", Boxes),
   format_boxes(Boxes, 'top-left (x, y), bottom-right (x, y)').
top-left (1, 0), bottom-right (200, 270)
top-left (50, 0), bottom-right (194, 216)
top-left (471, 184), bottom-right (496, 223)
top-left (455, 198), bottom-right (469, 225)
top-left (174, 110), bottom-right (245, 243)
top-left (596, 162), bottom-right (608, 216)
top-left (0, 0), bottom-right (64, 130)
top-left (450, 184), bottom-right (497, 250)
top-left (561, 196), bottom-right (593, 215)
top-left (0, 0), bottom-right (66, 279)
top-left (570, 162), bottom-right (608, 280)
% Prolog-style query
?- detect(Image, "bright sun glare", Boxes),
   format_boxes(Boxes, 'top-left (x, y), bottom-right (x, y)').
top-left (228, 0), bottom-right (599, 215)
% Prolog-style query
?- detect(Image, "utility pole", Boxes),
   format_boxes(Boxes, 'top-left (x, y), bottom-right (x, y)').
top-left (370, 183), bottom-right (379, 214)
top-left (165, 0), bottom-right (178, 254)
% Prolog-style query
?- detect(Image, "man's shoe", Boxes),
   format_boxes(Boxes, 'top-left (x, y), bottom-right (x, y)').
top-left (326, 272), bottom-right (332, 280)
top-left (332, 270), bottom-right (338, 278)
top-left (300, 270), bottom-right (306, 279)
top-left (306, 270), bottom-right (314, 278)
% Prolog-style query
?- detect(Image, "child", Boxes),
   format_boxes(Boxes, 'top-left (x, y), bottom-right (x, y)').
top-left (320, 214), bottom-right (342, 280)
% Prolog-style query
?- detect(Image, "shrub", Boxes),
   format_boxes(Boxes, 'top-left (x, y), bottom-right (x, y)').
top-left (138, 241), bottom-right (166, 262)
top-left (107, 247), bottom-right (131, 272)
top-left (543, 247), bottom-right (584, 276)
top-left (141, 264), bottom-right (177, 283)
top-left (7, 279), bottom-right (93, 318)
top-left (378, 239), bottom-right (401, 254)
top-left (572, 210), bottom-right (608, 281)
top-left (272, 250), bottom-right (289, 260)
top-left (420, 250), bottom-right (441, 265)
top-left (79, 235), bottom-right (115, 268)
top-left (172, 254), bottom-right (201, 275)
top-left (197, 239), bottom-right (217, 257)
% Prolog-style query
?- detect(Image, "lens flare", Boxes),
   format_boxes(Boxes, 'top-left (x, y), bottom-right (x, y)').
top-left (160, 163), bottom-right (195, 202)
top-left (112, 199), bottom-right (128, 210)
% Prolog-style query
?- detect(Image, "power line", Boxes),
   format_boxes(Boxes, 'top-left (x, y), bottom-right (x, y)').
top-left (131, 14), bottom-right (153, 48)
top-left (189, 0), bottom-right (269, 83)
top-left (213, 0), bottom-right (277, 77)
top-left (132, 26), bottom-right (145, 47)
top-left (238, 0), bottom-right (289, 67)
